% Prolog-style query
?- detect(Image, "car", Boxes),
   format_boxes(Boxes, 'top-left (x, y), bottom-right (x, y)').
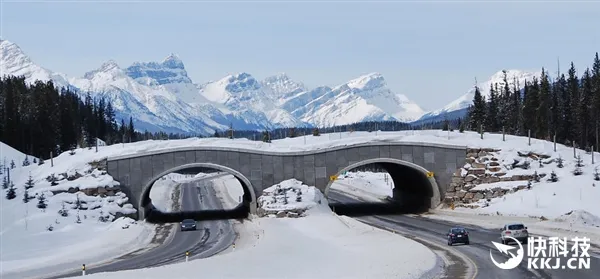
top-left (180, 219), bottom-right (197, 231)
top-left (500, 223), bottom-right (529, 244)
top-left (447, 227), bottom-right (470, 246)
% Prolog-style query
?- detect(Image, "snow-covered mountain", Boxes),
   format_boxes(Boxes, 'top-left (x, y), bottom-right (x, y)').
top-left (0, 38), bottom-right (427, 133)
top-left (281, 73), bottom-right (425, 127)
top-left (418, 69), bottom-right (540, 122)
top-left (0, 39), bottom-right (70, 89)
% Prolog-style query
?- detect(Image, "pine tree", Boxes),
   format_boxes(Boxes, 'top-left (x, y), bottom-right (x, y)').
top-left (37, 192), bottom-right (48, 209)
top-left (537, 69), bottom-right (551, 139)
top-left (580, 69), bottom-right (594, 148)
top-left (442, 119), bottom-right (450, 131)
top-left (312, 128), bottom-right (320, 136)
top-left (485, 84), bottom-right (500, 132)
top-left (22, 155), bottom-right (30, 167)
top-left (289, 127), bottom-right (297, 138)
top-left (468, 86), bottom-right (486, 132)
top-left (58, 201), bottom-right (69, 217)
top-left (262, 130), bottom-right (271, 143)
top-left (128, 116), bottom-right (136, 142)
top-left (213, 130), bottom-right (220, 138)
top-left (10, 160), bottom-right (15, 169)
top-left (2, 175), bottom-right (8, 189)
top-left (548, 171), bottom-right (558, 182)
top-left (5, 181), bottom-right (16, 200)
top-left (25, 174), bottom-right (34, 190)
top-left (568, 62), bottom-right (580, 145)
top-left (23, 189), bottom-right (31, 203)
top-left (523, 78), bottom-right (539, 136)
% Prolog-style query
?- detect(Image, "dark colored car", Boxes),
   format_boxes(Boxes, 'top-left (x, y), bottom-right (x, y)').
top-left (447, 227), bottom-right (470, 245)
top-left (180, 219), bottom-right (197, 231)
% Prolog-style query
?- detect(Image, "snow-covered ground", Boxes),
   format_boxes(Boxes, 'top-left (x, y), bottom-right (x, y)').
top-left (330, 171), bottom-right (393, 202)
top-left (0, 143), bottom-right (157, 277)
top-left (210, 173), bottom-right (245, 209)
top-left (84, 178), bottom-right (440, 279)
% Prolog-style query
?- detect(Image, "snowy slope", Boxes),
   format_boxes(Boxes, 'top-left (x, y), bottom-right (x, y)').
top-left (82, 178), bottom-right (438, 279)
top-left (0, 141), bottom-right (36, 169)
top-left (0, 141), bottom-right (157, 278)
top-left (420, 69), bottom-right (540, 120)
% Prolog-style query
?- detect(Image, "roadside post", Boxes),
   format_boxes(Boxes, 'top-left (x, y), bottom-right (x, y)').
top-left (82, 264), bottom-right (86, 276)
top-left (185, 251), bottom-right (189, 262)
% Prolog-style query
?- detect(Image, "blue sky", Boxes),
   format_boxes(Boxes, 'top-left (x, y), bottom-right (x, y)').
top-left (2, 0), bottom-right (599, 111)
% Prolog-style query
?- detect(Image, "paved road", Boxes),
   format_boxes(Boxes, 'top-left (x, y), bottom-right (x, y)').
top-left (40, 177), bottom-right (235, 279)
top-left (328, 190), bottom-right (600, 279)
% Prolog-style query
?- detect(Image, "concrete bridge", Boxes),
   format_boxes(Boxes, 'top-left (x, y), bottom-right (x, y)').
top-left (106, 141), bottom-right (467, 220)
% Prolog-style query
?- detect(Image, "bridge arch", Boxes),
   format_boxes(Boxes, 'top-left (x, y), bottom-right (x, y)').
top-left (140, 162), bottom-right (257, 219)
top-left (323, 158), bottom-right (440, 212)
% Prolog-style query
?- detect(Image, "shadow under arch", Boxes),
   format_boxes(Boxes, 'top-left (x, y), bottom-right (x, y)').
top-left (324, 158), bottom-right (440, 214)
top-left (140, 162), bottom-right (257, 220)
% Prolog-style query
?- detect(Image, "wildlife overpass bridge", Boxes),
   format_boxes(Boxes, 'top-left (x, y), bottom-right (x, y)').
top-left (106, 141), bottom-right (466, 220)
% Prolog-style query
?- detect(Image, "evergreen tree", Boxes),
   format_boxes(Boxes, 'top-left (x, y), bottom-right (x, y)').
top-left (10, 160), bottom-right (15, 169)
top-left (580, 69), bottom-right (594, 149)
top-left (468, 86), bottom-right (486, 132)
top-left (510, 76), bottom-right (523, 135)
top-left (128, 116), bottom-right (136, 142)
top-left (523, 78), bottom-right (540, 136)
top-left (25, 174), bottom-right (34, 190)
top-left (537, 69), bottom-right (551, 139)
top-left (442, 119), bottom-right (450, 131)
top-left (557, 74), bottom-right (571, 143)
top-left (22, 155), bottom-right (30, 167)
top-left (23, 189), bottom-right (31, 203)
top-left (289, 127), bottom-right (297, 138)
top-left (1, 175), bottom-right (7, 189)
top-left (485, 84), bottom-right (500, 132)
top-left (5, 181), bottom-right (16, 200)
top-left (37, 192), bottom-right (48, 209)
top-left (312, 128), bottom-right (320, 136)
top-left (567, 62), bottom-right (580, 145)
top-left (213, 130), bottom-right (220, 138)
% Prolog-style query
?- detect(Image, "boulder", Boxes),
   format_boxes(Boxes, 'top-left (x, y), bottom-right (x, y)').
top-left (473, 192), bottom-right (484, 201)
top-left (468, 169), bottom-right (486, 175)
top-left (457, 190), bottom-right (467, 198)
top-left (67, 187), bottom-right (80, 193)
top-left (491, 157), bottom-right (499, 161)
top-left (465, 158), bottom-right (476, 164)
top-left (276, 211), bottom-right (287, 218)
top-left (488, 166), bottom-right (502, 172)
top-left (97, 187), bottom-right (108, 195)
top-left (465, 175), bottom-right (477, 182)
top-left (472, 162), bottom-right (486, 169)
top-left (488, 161), bottom-right (500, 167)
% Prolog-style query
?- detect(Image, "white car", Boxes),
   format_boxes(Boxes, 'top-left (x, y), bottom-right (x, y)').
top-left (500, 223), bottom-right (529, 244)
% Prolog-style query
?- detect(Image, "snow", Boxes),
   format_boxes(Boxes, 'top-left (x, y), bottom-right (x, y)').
top-left (210, 174), bottom-right (245, 209)
top-left (82, 179), bottom-right (438, 279)
top-left (330, 171), bottom-right (393, 202)
top-left (1, 141), bottom-right (35, 169)
top-left (0, 142), bottom-right (165, 277)
top-left (149, 174), bottom-right (182, 212)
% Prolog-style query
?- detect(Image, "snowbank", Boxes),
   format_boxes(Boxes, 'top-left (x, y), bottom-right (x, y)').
top-left (82, 179), bottom-right (438, 279)
top-left (210, 174), bottom-right (245, 209)
top-left (257, 179), bottom-right (323, 216)
top-left (149, 174), bottom-right (182, 212)
top-left (331, 171), bottom-right (393, 201)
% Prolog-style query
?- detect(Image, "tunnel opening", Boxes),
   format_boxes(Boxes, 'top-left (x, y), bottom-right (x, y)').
top-left (140, 164), bottom-right (256, 223)
top-left (326, 160), bottom-right (435, 217)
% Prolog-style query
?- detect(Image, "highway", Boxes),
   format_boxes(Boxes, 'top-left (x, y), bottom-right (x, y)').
top-left (328, 190), bottom-right (600, 279)
top-left (41, 176), bottom-right (236, 279)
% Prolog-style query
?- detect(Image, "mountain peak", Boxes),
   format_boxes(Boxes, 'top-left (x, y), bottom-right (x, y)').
top-left (161, 53), bottom-right (184, 69)
top-left (222, 72), bottom-right (260, 93)
top-left (346, 72), bottom-right (386, 90)
top-left (262, 72), bottom-right (306, 97)
top-left (83, 60), bottom-right (122, 80)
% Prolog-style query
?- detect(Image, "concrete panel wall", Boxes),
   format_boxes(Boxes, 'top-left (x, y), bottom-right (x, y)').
top-left (106, 142), bottom-right (466, 220)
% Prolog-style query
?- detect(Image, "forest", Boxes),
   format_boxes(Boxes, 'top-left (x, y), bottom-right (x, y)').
top-left (465, 53), bottom-right (600, 151)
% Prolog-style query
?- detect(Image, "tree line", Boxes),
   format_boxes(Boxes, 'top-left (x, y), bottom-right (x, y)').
top-left (466, 53), bottom-right (600, 150)
top-left (0, 76), bottom-right (136, 159)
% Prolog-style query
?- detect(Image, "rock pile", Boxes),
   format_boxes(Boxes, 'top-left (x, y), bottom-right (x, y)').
top-left (444, 148), bottom-right (547, 208)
